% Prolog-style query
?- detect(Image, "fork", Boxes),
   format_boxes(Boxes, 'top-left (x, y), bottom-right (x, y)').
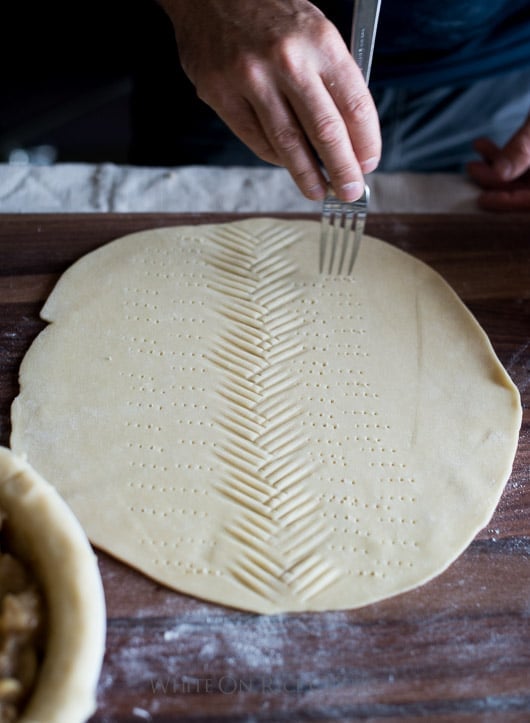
top-left (319, 0), bottom-right (381, 275)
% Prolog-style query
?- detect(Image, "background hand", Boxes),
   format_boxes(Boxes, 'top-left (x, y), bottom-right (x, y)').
top-left (160, 0), bottom-right (381, 201)
top-left (467, 115), bottom-right (530, 211)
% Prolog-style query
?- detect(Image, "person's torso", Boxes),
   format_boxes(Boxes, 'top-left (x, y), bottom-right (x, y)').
top-left (316, 0), bottom-right (530, 88)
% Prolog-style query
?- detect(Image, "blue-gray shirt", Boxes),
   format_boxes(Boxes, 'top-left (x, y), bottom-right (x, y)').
top-left (317, 0), bottom-right (530, 89)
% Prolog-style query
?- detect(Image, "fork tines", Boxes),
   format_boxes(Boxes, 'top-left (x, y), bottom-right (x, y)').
top-left (319, 186), bottom-right (369, 276)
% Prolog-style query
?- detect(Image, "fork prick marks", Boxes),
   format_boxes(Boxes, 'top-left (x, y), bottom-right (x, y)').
top-left (208, 222), bottom-right (341, 605)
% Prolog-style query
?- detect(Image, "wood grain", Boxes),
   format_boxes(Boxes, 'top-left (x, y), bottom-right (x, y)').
top-left (0, 213), bottom-right (529, 722)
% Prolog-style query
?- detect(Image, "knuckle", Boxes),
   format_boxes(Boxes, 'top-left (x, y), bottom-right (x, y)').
top-left (343, 92), bottom-right (375, 126)
top-left (270, 124), bottom-right (303, 154)
top-left (236, 54), bottom-right (267, 88)
top-left (274, 18), bottom-right (336, 71)
top-left (275, 22), bottom-right (339, 82)
top-left (275, 37), bottom-right (306, 82)
top-left (313, 115), bottom-right (343, 147)
top-left (196, 54), bottom-right (265, 101)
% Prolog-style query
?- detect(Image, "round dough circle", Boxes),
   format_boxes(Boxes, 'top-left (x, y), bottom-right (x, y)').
top-left (10, 219), bottom-right (521, 614)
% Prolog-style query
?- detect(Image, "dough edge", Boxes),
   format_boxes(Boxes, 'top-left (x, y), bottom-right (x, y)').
top-left (0, 446), bottom-right (106, 723)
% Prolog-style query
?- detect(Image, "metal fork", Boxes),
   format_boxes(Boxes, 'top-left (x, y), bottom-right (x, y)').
top-left (319, 0), bottom-right (381, 275)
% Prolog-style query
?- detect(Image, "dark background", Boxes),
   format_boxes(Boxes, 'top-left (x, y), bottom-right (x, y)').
top-left (0, 0), bottom-right (261, 167)
top-left (2, 0), bottom-right (139, 164)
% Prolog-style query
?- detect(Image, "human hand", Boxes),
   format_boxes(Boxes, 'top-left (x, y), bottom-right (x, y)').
top-left (159, 0), bottom-right (381, 201)
top-left (466, 115), bottom-right (530, 211)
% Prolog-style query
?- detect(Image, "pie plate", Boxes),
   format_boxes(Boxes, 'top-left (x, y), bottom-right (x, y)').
top-left (0, 446), bottom-right (106, 723)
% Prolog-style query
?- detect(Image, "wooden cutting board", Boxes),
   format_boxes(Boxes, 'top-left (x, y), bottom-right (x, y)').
top-left (1, 213), bottom-right (529, 721)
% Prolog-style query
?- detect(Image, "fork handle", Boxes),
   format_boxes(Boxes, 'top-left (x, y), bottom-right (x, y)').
top-left (350, 0), bottom-right (381, 84)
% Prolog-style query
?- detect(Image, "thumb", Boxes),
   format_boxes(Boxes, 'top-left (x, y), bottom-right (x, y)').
top-left (494, 114), bottom-right (530, 181)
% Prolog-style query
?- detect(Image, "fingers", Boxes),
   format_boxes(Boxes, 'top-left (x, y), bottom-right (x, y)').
top-left (249, 79), bottom-right (331, 199)
top-left (275, 31), bottom-right (380, 200)
top-left (322, 60), bottom-right (381, 175)
top-left (467, 136), bottom-right (527, 189)
top-left (467, 159), bottom-right (508, 189)
top-left (491, 115), bottom-right (530, 181)
top-left (207, 73), bottom-right (329, 199)
top-left (478, 188), bottom-right (530, 212)
top-left (210, 59), bottom-right (379, 202)
top-left (259, 78), bottom-right (365, 201)
top-left (210, 92), bottom-right (283, 167)
top-left (253, 47), bottom-right (380, 200)
top-left (282, 69), bottom-right (379, 200)
top-left (472, 137), bottom-right (499, 163)
top-left (469, 117), bottom-right (530, 189)
top-left (469, 131), bottom-right (530, 210)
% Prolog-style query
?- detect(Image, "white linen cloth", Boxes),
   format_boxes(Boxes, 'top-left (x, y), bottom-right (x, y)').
top-left (0, 163), bottom-right (482, 214)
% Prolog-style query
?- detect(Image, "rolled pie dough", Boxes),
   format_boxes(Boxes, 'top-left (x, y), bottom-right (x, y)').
top-left (10, 219), bottom-right (521, 614)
